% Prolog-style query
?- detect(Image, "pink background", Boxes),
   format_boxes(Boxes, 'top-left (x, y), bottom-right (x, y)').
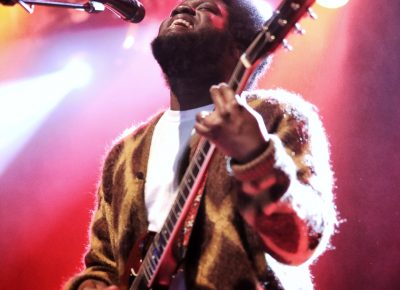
top-left (0, 0), bottom-right (399, 289)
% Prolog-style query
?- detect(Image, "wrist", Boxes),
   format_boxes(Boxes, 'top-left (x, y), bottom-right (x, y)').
top-left (78, 279), bottom-right (108, 290)
top-left (235, 139), bottom-right (270, 164)
top-left (226, 140), bottom-right (273, 182)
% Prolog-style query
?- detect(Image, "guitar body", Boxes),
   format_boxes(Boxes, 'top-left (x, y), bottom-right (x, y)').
top-left (120, 232), bottom-right (182, 290)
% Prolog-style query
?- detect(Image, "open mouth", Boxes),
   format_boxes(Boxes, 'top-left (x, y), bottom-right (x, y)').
top-left (170, 19), bottom-right (194, 30)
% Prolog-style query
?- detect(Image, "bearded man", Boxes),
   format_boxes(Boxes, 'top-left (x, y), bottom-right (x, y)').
top-left (64, 0), bottom-right (337, 289)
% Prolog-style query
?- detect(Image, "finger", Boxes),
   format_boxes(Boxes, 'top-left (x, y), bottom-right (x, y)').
top-left (196, 111), bottom-right (221, 132)
top-left (216, 83), bottom-right (245, 115)
top-left (213, 83), bottom-right (236, 111)
top-left (196, 111), bottom-right (212, 124)
top-left (211, 83), bottom-right (240, 121)
top-left (194, 121), bottom-right (213, 139)
top-left (195, 111), bottom-right (222, 140)
top-left (210, 85), bottom-right (230, 120)
top-left (217, 83), bottom-right (236, 102)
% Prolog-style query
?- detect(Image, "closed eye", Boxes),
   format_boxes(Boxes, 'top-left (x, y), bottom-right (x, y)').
top-left (197, 4), bottom-right (221, 15)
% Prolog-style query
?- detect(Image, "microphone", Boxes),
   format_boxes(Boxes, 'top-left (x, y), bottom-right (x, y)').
top-left (99, 0), bottom-right (145, 23)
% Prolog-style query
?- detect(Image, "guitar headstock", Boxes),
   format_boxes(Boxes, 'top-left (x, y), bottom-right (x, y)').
top-left (244, 0), bottom-right (316, 64)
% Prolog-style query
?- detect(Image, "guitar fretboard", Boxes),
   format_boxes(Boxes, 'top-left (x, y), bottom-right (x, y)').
top-left (138, 138), bottom-right (213, 285)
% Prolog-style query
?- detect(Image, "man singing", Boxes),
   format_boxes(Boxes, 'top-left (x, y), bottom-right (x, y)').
top-left (65, 0), bottom-right (337, 289)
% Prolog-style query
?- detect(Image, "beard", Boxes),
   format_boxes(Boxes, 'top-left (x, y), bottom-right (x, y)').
top-left (151, 28), bottom-right (237, 91)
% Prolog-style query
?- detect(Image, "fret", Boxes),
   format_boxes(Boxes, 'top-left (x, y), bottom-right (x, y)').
top-left (147, 260), bottom-right (155, 274)
top-left (229, 65), bottom-right (247, 91)
top-left (177, 192), bottom-right (186, 208)
top-left (204, 140), bottom-right (211, 152)
top-left (170, 210), bottom-right (178, 224)
top-left (170, 204), bottom-right (177, 218)
top-left (153, 233), bottom-right (160, 246)
top-left (174, 195), bottom-right (183, 207)
top-left (157, 234), bottom-right (166, 248)
top-left (188, 168), bottom-right (197, 182)
top-left (156, 240), bottom-right (165, 254)
top-left (149, 255), bottom-right (157, 271)
top-left (190, 162), bottom-right (200, 177)
top-left (193, 154), bottom-right (202, 168)
top-left (198, 145), bottom-right (209, 158)
top-left (174, 195), bottom-right (183, 211)
top-left (166, 218), bottom-right (174, 234)
top-left (165, 220), bottom-right (172, 231)
top-left (186, 142), bottom-right (209, 181)
top-left (143, 264), bottom-right (151, 282)
top-left (152, 244), bottom-right (161, 259)
top-left (154, 233), bottom-right (165, 253)
top-left (197, 150), bottom-right (206, 163)
top-left (145, 245), bottom-right (154, 261)
top-left (181, 182), bottom-right (191, 198)
top-left (199, 152), bottom-right (206, 162)
top-left (171, 205), bottom-right (180, 220)
top-left (162, 228), bottom-right (170, 240)
top-left (185, 175), bottom-right (194, 189)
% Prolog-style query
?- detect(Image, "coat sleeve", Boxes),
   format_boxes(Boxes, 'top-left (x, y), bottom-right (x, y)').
top-left (232, 90), bottom-right (337, 266)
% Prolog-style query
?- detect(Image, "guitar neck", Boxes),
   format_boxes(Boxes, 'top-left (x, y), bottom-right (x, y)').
top-left (130, 138), bottom-right (216, 289)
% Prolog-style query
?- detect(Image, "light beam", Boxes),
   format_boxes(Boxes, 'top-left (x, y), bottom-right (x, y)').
top-left (0, 58), bottom-right (92, 175)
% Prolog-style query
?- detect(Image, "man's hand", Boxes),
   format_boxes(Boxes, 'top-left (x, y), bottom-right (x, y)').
top-left (195, 83), bottom-right (269, 163)
top-left (78, 279), bottom-right (119, 290)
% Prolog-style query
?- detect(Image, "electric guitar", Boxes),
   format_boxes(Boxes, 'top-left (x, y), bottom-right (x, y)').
top-left (121, 0), bottom-right (316, 289)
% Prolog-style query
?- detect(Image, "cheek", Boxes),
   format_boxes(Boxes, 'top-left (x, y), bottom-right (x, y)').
top-left (212, 8), bottom-right (229, 30)
top-left (211, 16), bottom-right (226, 30)
top-left (158, 20), bottom-right (169, 35)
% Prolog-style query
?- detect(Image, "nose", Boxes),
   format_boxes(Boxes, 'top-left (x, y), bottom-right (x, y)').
top-left (170, 5), bottom-right (196, 17)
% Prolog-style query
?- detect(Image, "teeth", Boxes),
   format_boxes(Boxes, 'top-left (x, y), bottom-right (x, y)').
top-left (171, 19), bottom-right (193, 29)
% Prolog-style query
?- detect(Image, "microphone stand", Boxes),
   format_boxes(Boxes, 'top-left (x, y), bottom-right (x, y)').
top-left (1, 0), bottom-right (146, 23)
top-left (0, 0), bottom-right (105, 15)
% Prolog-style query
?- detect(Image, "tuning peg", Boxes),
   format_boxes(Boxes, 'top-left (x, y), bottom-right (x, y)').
top-left (294, 23), bottom-right (305, 35)
top-left (307, 8), bottom-right (318, 20)
top-left (282, 39), bottom-right (293, 51)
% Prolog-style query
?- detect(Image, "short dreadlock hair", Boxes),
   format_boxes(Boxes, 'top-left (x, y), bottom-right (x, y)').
top-left (222, 0), bottom-right (265, 51)
top-left (222, 0), bottom-right (270, 88)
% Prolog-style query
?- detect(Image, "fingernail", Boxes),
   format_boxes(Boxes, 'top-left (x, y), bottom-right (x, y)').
top-left (200, 111), bottom-right (210, 118)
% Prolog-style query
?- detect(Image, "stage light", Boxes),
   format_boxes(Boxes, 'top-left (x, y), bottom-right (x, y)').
top-left (62, 58), bottom-right (93, 88)
top-left (123, 35), bottom-right (136, 50)
top-left (254, 0), bottom-right (273, 20)
top-left (317, 0), bottom-right (349, 9)
top-left (0, 58), bottom-right (92, 175)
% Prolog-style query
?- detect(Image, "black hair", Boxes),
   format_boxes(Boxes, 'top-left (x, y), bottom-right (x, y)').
top-left (222, 0), bottom-right (265, 51)
top-left (222, 0), bottom-right (270, 88)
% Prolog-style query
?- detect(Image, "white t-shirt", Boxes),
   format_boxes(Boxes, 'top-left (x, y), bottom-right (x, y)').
top-left (145, 104), bottom-right (214, 232)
